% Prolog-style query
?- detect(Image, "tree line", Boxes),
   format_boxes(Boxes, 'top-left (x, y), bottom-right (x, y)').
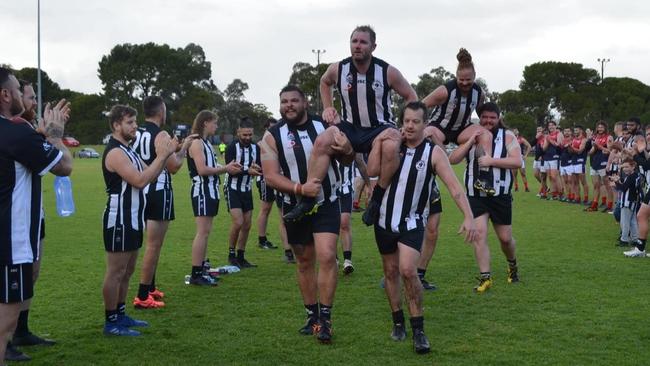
top-left (9, 42), bottom-right (650, 144)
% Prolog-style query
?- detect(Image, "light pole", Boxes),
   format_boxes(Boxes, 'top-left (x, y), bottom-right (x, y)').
top-left (312, 49), bottom-right (326, 113)
top-left (597, 58), bottom-right (610, 84)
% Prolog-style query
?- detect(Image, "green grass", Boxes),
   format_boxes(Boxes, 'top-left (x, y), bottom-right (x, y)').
top-left (21, 148), bottom-right (650, 365)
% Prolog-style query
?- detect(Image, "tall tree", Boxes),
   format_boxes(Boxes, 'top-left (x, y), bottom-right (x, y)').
top-left (98, 42), bottom-right (214, 111)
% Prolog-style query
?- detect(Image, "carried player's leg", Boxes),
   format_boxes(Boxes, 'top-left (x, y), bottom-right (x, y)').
top-left (459, 124), bottom-right (495, 195)
top-left (363, 128), bottom-right (402, 225)
top-left (283, 127), bottom-right (338, 221)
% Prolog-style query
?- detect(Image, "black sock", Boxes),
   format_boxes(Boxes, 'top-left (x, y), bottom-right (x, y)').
top-left (117, 303), bottom-right (126, 316)
top-left (371, 185), bottom-right (386, 204)
top-left (417, 268), bottom-right (426, 281)
top-left (638, 239), bottom-right (647, 251)
top-left (237, 249), bottom-right (245, 261)
top-left (410, 316), bottom-right (424, 332)
top-left (15, 310), bottom-right (29, 336)
top-left (319, 303), bottom-right (332, 320)
top-left (343, 251), bottom-right (352, 261)
top-left (105, 309), bottom-right (118, 323)
top-left (392, 309), bottom-right (405, 325)
top-left (228, 248), bottom-right (236, 258)
top-left (150, 274), bottom-right (156, 292)
top-left (285, 249), bottom-right (293, 257)
top-left (480, 272), bottom-right (491, 279)
top-left (304, 304), bottom-right (318, 318)
top-left (259, 236), bottom-right (267, 244)
top-left (191, 266), bottom-right (203, 278)
top-left (137, 284), bottom-right (150, 301)
top-left (507, 258), bottom-right (517, 269)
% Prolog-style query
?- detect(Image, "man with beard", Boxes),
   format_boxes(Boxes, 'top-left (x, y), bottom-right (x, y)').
top-left (260, 85), bottom-right (352, 343)
top-left (0, 67), bottom-right (72, 361)
top-left (131, 96), bottom-right (196, 308)
top-left (449, 102), bottom-right (522, 293)
top-left (5, 81), bottom-right (58, 361)
top-left (101, 105), bottom-right (176, 336)
top-left (225, 117), bottom-right (262, 268)
top-left (283, 25), bottom-right (417, 227)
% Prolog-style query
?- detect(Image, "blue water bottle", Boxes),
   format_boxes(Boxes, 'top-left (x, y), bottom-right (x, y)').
top-left (54, 176), bottom-right (75, 217)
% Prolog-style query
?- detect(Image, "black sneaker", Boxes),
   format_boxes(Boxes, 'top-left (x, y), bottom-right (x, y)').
top-left (283, 200), bottom-right (317, 222)
top-left (189, 274), bottom-right (218, 286)
top-left (420, 279), bottom-right (437, 291)
top-left (412, 329), bottom-right (431, 354)
top-left (5, 342), bottom-right (31, 361)
top-left (473, 179), bottom-right (496, 196)
top-left (228, 256), bottom-right (240, 267)
top-left (391, 323), bottom-right (407, 341)
top-left (362, 200), bottom-right (380, 226)
top-left (262, 240), bottom-right (278, 249)
top-left (12, 332), bottom-right (56, 347)
top-left (507, 267), bottom-right (520, 284)
top-left (239, 259), bottom-right (257, 268)
top-left (316, 319), bottom-right (332, 344)
top-left (298, 316), bottom-right (318, 335)
top-left (284, 253), bottom-right (296, 264)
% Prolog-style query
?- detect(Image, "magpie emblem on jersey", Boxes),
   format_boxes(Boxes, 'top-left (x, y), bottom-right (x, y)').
top-left (43, 142), bottom-right (52, 152)
top-left (416, 160), bottom-right (426, 171)
top-left (287, 131), bottom-right (296, 148)
top-left (372, 80), bottom-right (383, 90)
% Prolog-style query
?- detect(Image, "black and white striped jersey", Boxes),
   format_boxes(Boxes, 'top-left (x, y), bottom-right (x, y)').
top-left (131, 121), bottom-right (171, 191)
top-left (338, 160), bottom-right (356, 195)
top-left (464, 128), bottom-right (513, 197)
top-left (336, 56), bottom-right (394, 128)
top-left (268, 117), bottom-right (339, 206)
top-left (0, 118), bottom-right (62, 265)
top-left (102, 137), bottom-right (147, 233)
top-left (188, 139), bottom-right (221, 201)
top-left (428, 79), bottom-right (482, 134)
top-left (225, 140), bottom-right (260, 192)
top-left (377, 140), bottom-right (437, 233)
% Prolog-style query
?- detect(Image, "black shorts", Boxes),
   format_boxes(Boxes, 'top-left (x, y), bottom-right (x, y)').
top-left (0, 263), bottom-right (34, 303)
top-left (284, 199), bottom-right (341, 246)
top-left (257, 179), bottom-right (276, 202)
top-left (468, 194), bottom-right (513, 226)
top-left (374, 225), bottom-right (424, 255)
top-left (340, 192), bottom-right (352, 213)
top-left (192, 192), bottom-right (219, 217)
top-left (335, 122), bottom-right (395, 154)
top-left (431, 124), bottom-right (463, 145)
top-left (226, 188), bottom-right (254, 212)
top-left (103, 224), bottom-right (143, 252)
top-left (429, 198), bottom-right (442, 215)
top-left (145, 187), bottom-right (175, 221)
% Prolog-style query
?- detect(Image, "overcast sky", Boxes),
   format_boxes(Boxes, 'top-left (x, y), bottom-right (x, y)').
top-left (4, 0), bottom-right (650, 119)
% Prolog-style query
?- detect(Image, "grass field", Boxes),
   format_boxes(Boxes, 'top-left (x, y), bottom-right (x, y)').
top-left (17, 146), bottom-right (650, 365)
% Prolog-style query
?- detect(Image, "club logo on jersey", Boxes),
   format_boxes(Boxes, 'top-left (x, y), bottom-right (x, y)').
top-left (372, 80), bottom-right (383, 90)
top-left (42, 142), bottom-right (52, 152)
top-left (346, 73), bottom-right (353, 83)
top-left (416, 160), bottom-right (426, 171)
top-left (287, 131), bottom-right (296, 148)
top-left (10, 280), bottom-right (18, 291)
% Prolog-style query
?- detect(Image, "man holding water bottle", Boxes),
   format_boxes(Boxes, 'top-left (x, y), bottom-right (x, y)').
top-left (0, 67), bottom-right (73, 362)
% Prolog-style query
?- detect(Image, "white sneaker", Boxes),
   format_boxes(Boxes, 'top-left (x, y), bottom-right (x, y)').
top-left (624, 247), bottom-right (646, 257)
top-left (343, 259), bottom-right (354, 274)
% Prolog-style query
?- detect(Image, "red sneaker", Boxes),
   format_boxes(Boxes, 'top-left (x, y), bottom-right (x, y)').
top-left (149, 288), bottom-right (165, 300)
top-left (133, 294), bottom-right (165, 309)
